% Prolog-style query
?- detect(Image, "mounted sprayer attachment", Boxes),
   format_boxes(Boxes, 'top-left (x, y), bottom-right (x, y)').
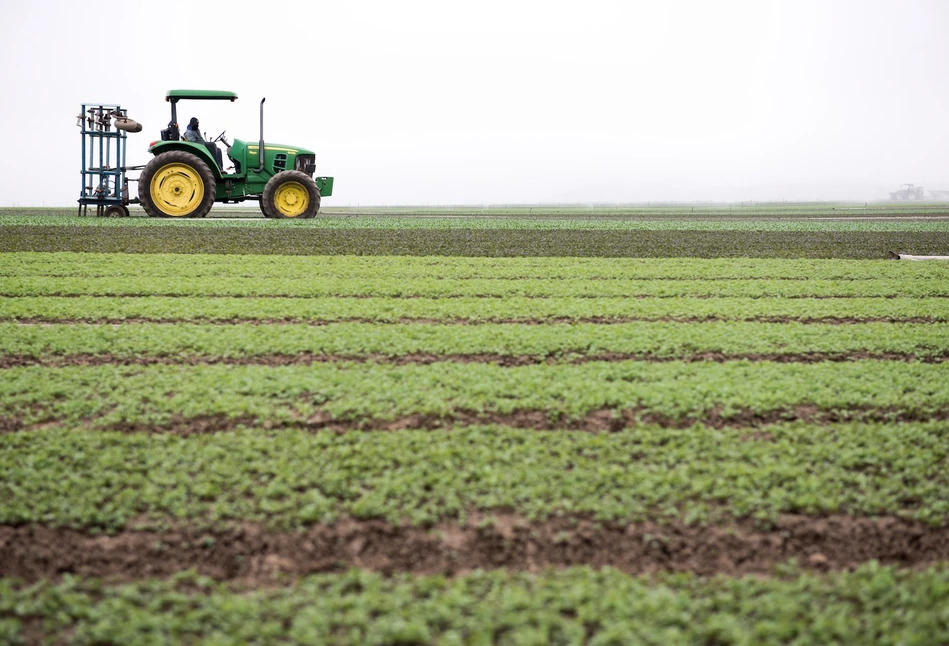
top-left (76, 104), bottom-right (142, 217)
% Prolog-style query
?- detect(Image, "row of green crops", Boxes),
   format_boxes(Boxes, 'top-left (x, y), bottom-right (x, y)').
top-left (10, 203), bottom-right (949, 216)
top-left (5, 253), bottom-right (949, 281)
top-left (4, 214), bottom-right (949, 231)
top-left (3, 226), bottom-right (947, 642)
top-left (3, 322), bottom-right (948, 359)
top-left (5, 275), bottom-right (949, 297)
top-left (4, 295), bottom-right (949, 322)
top-left (3, 565), bottom-right (948, 645)
top-left (4, 362), bottom-right (949, 428)
top-left (2, 422), bottom-right (948, 529)
top-left (5, 226), bottom-right (948, 258)
top-left (317, 203), bottom-right (948, 216)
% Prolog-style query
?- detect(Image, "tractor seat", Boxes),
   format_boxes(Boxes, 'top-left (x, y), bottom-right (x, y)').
top-left (160, 122), bottom-right (180, 141)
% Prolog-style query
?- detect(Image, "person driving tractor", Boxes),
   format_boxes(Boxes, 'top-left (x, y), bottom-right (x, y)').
top-left (183, 117), bottom-right (225, 171)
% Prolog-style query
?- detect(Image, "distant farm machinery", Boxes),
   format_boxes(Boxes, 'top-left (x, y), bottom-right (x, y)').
top-left (77, 90), bottom-right (334, 218)
top-left (889, 184), bottom-right (949, 201)
top-left (889, 184), bottom-right (925, 201)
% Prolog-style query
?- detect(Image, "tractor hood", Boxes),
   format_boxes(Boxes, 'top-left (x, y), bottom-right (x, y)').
top-left (246, 142), bottom-right (316, 156)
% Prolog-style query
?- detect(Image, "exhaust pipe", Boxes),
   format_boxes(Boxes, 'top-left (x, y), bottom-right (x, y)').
top-left (255, 97), bottom-right (266, 173)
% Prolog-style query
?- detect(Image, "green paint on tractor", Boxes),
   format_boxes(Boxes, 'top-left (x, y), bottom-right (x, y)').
top-left (135, 90), bottom-right (333, 219)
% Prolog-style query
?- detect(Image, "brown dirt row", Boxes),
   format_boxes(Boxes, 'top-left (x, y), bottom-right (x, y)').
top-left (5, 405), bottom-right (944, 437)
top-left (1, 292), bottom-right (942, 300)
top-left (7, 315), bottom-right (944, 325)
top-left (1, 351), bottom-right (947, 371)
top-left (0, 274), bottom-right (916, 282)
top-left (116, 407), bottom-right (949, 435)
top-left (1, 514), bottom-right (946, 583)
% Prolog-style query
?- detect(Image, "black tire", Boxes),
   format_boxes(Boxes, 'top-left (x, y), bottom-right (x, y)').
top-left (114, 117), bottom-right (142, 133)
top-left (138, 150), bottom-right (216, 218)
top-left (104, 204), bottom-right (130, 218)
top-left (261, 170), bottom-right (321, 219)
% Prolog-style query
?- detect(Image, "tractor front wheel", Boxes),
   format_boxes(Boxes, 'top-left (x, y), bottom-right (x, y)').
top-left (261, 171), bottom-right (321, 219)
top-left (139, 151), bottom-right (216, 218)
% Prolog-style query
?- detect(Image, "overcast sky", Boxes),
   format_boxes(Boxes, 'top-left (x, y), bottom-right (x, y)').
top-left (1, 0), bottom-right (947, 206)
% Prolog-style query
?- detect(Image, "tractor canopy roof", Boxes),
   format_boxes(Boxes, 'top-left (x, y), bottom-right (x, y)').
top-left (166, 90), bottom-right (238, 102)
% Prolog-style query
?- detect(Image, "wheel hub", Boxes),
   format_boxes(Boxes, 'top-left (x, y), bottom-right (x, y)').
top-left (274, 182), bottom-right (309, 217)
top-left (150, 163), bottom-right (204, 217)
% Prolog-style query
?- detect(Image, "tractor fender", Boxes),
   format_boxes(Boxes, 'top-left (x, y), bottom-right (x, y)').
top-left (146, 141), bottom-right (224, 179)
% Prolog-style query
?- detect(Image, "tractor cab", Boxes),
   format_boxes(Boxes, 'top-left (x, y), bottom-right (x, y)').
top-left (158, 90), bottom-right (238, 172)
top-left (161, 89), bottom-right (236, 141)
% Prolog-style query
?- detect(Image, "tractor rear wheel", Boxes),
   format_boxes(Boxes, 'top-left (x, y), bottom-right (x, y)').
top-left (139, 150), bottom-right (216, 218)
top-left (261, 171), bottom-right (321, 219)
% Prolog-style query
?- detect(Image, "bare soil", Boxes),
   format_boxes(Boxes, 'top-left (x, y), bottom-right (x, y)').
top-left (8, 315), bottom-right (945, 325)
top-left (1, 292), bottom-right (938, 300)
top-left (1, 514), bottom-right (945, 583)
top-left (1, 350), bottom-right (946, 371)
top-left (5, 404), bottom-right (941, 437)
top-left (89, 405), bottom-right (948, 436)
top-left (0, 416), bottom-right (22, 433)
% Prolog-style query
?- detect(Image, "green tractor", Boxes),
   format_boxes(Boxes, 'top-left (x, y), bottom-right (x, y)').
top-left (136, 90), bottom-right (333, 218)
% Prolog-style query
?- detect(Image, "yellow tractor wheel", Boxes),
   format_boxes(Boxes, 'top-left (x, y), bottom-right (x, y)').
top-left (139, 151), bottom-right (216, 218)
top-left (261, 170), bottom-right (321, 219)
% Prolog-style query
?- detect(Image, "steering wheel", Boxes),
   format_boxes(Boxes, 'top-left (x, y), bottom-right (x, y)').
top-left (212, 130), bottom-right (227, 144)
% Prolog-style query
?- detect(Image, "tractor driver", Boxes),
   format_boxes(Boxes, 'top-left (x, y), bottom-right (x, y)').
top-left (183, 117), bottom-right (225, 172)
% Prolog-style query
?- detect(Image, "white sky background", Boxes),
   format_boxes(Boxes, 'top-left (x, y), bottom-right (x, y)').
top-left (0, 0), bottom-right (947, 206)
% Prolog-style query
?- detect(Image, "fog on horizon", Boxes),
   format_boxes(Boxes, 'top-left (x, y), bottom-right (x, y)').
top-left (1, 0), bottom-right (947, 207)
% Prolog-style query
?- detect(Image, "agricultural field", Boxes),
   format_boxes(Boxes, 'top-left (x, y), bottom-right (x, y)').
top-left (1, 205), bottom-right (948, 644)
top-left (3, 205), bottom-right (949, 258)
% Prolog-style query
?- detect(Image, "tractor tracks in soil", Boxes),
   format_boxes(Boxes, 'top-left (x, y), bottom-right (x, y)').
top-left (2, 514), bottom-right (947, 583)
